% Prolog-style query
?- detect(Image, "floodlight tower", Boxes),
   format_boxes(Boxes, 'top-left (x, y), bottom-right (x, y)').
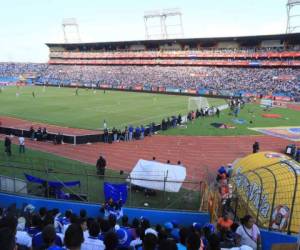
top-left (286, 0), bottom-right (300, 33)
top-left (144, 8), bottom-right (184, 40)
top-left (62, 18), bottom-right (81, 43)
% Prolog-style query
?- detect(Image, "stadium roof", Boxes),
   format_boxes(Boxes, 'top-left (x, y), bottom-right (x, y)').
top-left (46, 33), bottom-right (300, 48)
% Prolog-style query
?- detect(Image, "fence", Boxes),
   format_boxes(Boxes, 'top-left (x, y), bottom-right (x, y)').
top-left (230, 159), bottom-right (300, 234)
top-left (0, 155), bottom-right (206, 212)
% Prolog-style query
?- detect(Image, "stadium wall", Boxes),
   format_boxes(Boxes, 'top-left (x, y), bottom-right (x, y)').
top-left (0, 192), bottom-right (209, 226)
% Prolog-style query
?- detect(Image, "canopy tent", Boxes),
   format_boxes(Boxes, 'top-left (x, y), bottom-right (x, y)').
top-left (128, 159), bottom-right (186, 192)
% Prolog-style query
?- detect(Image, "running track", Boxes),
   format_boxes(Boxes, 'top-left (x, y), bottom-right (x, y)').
top-left (1, 133), bottom-right (298, 181)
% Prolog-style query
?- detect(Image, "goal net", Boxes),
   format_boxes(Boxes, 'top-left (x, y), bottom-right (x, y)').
top-left (188, 97), bottom-right (209, 111)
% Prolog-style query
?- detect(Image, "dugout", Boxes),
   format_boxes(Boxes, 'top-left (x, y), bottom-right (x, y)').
top-left (231, 152), bottom-right (300, 234)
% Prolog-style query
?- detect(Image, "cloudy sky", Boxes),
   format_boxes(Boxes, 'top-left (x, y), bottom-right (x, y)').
top-left (0, 0), bottom-right (290, 62)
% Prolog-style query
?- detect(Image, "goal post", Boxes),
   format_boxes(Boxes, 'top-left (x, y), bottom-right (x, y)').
top-left (188, 97), bottom-right (209, 111)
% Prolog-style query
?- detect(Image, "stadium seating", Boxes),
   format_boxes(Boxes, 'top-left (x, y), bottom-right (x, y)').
top-left (0, 62), bottom-right (299, 99)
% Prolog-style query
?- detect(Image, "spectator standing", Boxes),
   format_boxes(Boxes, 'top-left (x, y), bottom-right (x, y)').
top-left (41, 225), bottom-right (63, 250)
top-left (124, 126), bottom-right (129, 141)
top-left (252, 141), bottom-right (260, 153)
top-left (112, 127), bottom-right (117, 142)
top-left (4, 136), bottom-right (12, 156)
top-left (96, 155), bottom-right (107, 176)
top-left (129, 125), bottom-right (134, 141)
top-left (236, 215), bottom-right (261, 250)
top-left (30, 126), bottom-right (35, 140)
top-left (140, 125), bottom-right (145, 139)
top-left (216, 108), bottom-right (220, 118)
top-left (103, 129), bottom-right (109, 143)
top-left (19, 135), bottom-right (25, 154)
top-left (81, 221), bottom-right (105, 250)
top-left (64, 223), bottom-right (84, 250)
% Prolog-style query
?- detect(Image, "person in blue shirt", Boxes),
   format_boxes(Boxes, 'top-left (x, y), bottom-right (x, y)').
top-left (135, 126), bottom-right (140, 140)
top-left (129, 125), bottom-right (134, 141)
top-left (27, 214), bottom-right (43, 237)
top-left (32, 217), bottom-right (63, 250)
top-left (40, 225), bottom-right (63, 250)
top-left (176, 227), bottom-right (188, 250)
top-left (116, 228), bottom-right (132, 249)
top-left (140, 126), bottom-right (145, 139)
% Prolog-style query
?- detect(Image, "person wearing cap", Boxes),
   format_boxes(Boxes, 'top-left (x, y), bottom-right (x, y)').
top-left (226, 164), bottom-right (233, 178)
top-left (142, 229), bottom-right (158, 250)
top-left (164, 222), bottom-right (173, 234)
top-left (170, 221), bottom-right (180, 241)
top-left (116, 228), bottom-right (132, 249)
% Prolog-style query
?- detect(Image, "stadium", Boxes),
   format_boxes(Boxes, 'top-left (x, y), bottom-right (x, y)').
top-left (1, 1), bottom-right (300, 250)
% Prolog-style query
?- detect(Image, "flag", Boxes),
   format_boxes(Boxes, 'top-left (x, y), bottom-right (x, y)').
top-left (104, 182), bottom-right (127, 204)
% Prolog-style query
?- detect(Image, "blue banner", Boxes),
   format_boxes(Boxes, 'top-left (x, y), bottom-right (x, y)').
top-left (104, 182), bottom-right (127, 204)
top-left (24, 174), bottom-right (80, 188)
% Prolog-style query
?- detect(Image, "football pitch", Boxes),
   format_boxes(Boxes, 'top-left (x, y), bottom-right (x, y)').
top-left (0, 86), bottom-right (225, 130)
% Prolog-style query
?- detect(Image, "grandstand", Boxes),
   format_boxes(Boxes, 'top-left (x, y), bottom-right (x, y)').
top-left (1, 31), bottom-right (300, 250)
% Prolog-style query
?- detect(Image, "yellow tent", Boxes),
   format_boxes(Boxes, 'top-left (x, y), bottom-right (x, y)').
top-left (231, 151), bottom-right (300, 233)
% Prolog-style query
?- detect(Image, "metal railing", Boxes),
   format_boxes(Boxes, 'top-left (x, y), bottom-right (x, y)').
top-left (0, 156), bottom-right (206, 211)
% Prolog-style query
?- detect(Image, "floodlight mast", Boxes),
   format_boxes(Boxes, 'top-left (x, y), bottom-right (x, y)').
top-left (286, 0), bottom-right (300, 33)
top-left (144, 8), bottom-right (184, 40)
top-left (62, 18), bottom-right (81, 43)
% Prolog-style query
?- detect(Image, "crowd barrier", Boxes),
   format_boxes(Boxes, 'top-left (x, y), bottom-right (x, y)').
top-left (0, 157), bottom-right (205, 211)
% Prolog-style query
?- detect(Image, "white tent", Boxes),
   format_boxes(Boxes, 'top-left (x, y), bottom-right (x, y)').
top-left (128, 159), bottom-right (186, 192)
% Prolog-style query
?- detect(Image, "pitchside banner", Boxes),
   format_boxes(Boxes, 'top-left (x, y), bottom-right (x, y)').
top-left (166, 87), bottom-right (180, 93)
top-left (260, 99), bottom-right (273, 107)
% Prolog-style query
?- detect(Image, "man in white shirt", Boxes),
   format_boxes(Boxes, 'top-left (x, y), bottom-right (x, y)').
top-left (16, 230), bottom-right (32, 249)
top-left (19, 135), bottom-right (25, 154)
top-left (81, 221), bottom-right (105, 250)
top-left (16, 217), bottom-right (32, 249)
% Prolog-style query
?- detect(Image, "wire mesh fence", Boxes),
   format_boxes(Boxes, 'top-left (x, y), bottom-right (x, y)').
top-left (230, 159), bottom-right (300, 234)
top-left (0, 156), bottom-right (205, 211)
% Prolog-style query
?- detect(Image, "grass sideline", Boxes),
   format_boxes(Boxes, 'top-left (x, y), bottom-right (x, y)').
top-left (0, 143), bottom-right (201, 211)
top-left (0, 86), bottom-right (225, 130)
top-left (162, 103), bottom-right (300, 136)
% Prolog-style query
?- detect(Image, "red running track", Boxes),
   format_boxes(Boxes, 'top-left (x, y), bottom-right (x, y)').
top-left (1, 134), bottom-right (298, 181)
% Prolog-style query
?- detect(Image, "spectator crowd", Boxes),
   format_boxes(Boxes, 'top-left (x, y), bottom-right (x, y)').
top-left (0, 63), bottom-right (299, 98)
top-left (0, 202), bottom-right (261, 250)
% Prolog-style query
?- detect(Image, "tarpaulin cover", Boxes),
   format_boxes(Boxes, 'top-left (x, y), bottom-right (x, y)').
top-left (128, 159), bottom-right (186, 192)
top-left (24, 174), bottom-right (80, 188)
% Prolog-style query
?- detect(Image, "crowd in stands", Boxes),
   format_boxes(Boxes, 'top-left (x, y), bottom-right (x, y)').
top-left (0, 202), bottom-right (261, 250)
top-left (0, 63), bottom-right (299, 97)
top-left (0, 63), bottom-right (47, 78)
top-left (49, 47), bottom-right (300, 59)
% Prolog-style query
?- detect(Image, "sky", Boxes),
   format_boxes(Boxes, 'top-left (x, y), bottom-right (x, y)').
top-left (0, 0), bottom-right (292, 62)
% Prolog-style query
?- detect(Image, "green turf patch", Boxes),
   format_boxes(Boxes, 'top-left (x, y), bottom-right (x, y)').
top-left (162, 103), bottom-right (300, 136)
top-left (0, 86), bottom-right (224, 130)
top-left (0, 143), bottom-right (201, 211)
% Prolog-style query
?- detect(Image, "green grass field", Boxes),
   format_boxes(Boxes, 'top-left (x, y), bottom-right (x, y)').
top-left (0, 144), bottom-right (201, 211)
top-left (162, 103), bottom-right (300, 136)
top-left (0, 86), bottom-right (224, 130)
